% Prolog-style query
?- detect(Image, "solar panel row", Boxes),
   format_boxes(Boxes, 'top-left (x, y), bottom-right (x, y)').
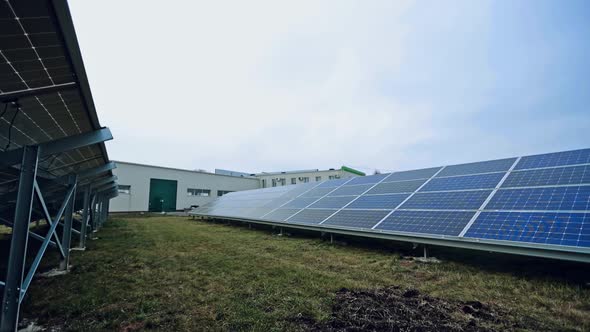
top-left (191, 148), bottom-right (590, 260)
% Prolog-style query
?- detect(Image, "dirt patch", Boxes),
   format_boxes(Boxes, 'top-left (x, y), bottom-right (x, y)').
top-left (293, 286), bottom-right (543, 331)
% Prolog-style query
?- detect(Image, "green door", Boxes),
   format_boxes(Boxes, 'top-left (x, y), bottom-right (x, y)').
top-left (148, 178), bottom-right (178, 212)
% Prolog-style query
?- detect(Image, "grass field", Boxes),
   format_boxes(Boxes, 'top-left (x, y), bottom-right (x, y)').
top-left (4, 216), bottom-right (589, 331)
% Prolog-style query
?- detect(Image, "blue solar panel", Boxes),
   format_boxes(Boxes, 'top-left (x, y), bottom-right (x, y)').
top-left (502, 165), bottom-right (590, 188)
top-left (264, 209), bottom-right (300, 221)
top-left (329, 184), bottom-right (373, 196)
top-left (515, 148), bottom-right (590, 170)
top-left (288, 209), bottom-right (336, 224)
top-left (465, 212), bottom-right (590, 248)
top-left (367, 179), bottom-right (426, 194)
top-left (421, 173), bottom-right (505, 192)
top-left (301, 187), bottom-right (335, 198)
top-left (322, 210), bottom-right (390, 228)
top-left (485, 186), bottom-right (590, 211)
top-left (309, 196), bottom-right (356, 209)
top-left (437, 158), bottom-right (516, 177)
top-left (345, 173), bottom-right (390, 185)
top-left (282, 197), bottom-right (321, 208)
top-left (400, 190), bottom-right (491, 210)
top-left (317, 178), bottom-right (351, 188)
top-left (346, 194), bottom-right (409, 209)
top-left (376, 210), bottom-right (476, 236)
top-left (385, 167), bottom-right (441, 181)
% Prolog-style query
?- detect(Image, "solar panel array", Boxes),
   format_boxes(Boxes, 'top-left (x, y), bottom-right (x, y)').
top-left (191, 148), bottom-right (590, 259)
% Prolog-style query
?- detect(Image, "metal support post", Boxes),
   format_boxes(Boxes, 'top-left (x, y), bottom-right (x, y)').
top-left (78, 186), bottom-right (90, 248)
top-left (59, 175), bottom-right (77, 270)
top-left (423, 246), bottom-right (428, 259)
top-left (0, 146), bottom-right (39, 332)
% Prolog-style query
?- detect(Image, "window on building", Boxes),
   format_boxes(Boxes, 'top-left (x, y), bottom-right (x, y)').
top-left (300, 177), bottom-right (309, 183)
top-left (118, 185), bottom-right (131, 194)
top-left (187, 188), bottom-right (211, 197)
top-left (262, 179), bottom-right (267, 188)
top-left (217, 190), bottom-right (233, 197)
top-left (279, 178), bottom-right (286, 186)
top-left (272, 179), bottom-right (277, 187)
top-left (315, 176), bottom-right (322, 182)
top-left (329, 175), bottom-right (341, 180)
top-left (291, 178), bottom-right (296, 184)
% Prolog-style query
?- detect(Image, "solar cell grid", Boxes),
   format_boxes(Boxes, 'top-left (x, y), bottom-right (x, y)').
top-left (345, 173), bottom-right (390, 185)
top-left (301, 187), bottom-right (336, 198)
top-left (367, 179), bottom-right (426, 195)
top-left (502, 165), bottom-right (590, 188)
top-left (317, 178), bottom-right (350, 188)
top-left (515, 149), bottom-right (590, 170)
top-left (485, 186), bottom-right (590, 211)
top-left (288, 209), bottom-right (337, 224)
top-left (465, 212), bottom-right (590, 247)
top-left (400, 190), bottom-right (492, 210)
top-left (376, 210), bottom-right (476, 236)
top-left (322, 210), bottom-right (390, 229)
top-left (437, 158), bottom-right (516, 177)
top-left (328, 184), bottom-right (373, 196)
top-left (309, 195), bottom-right (356, 209)
top-left (346, 194), bottom-right (409, 209)
top-left (384, 167), bottom-right (441, 182)
top-left (264, 209), bottom-right (300, 221)
top-left (421, 172), bottom-right (505, 192)
top-left (282, 197), bottom-right (322, 209)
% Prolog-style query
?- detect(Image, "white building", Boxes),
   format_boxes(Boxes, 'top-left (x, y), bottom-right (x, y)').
top-left (110, 161), bottom-right (260, 212)
top-left (253, 167), bottom-right (364, 188)
top-left (110, 162), bottom-right (365, 212)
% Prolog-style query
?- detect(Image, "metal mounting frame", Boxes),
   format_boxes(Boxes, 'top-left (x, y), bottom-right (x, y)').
top-left (0, 133), bottom-right (116, 331)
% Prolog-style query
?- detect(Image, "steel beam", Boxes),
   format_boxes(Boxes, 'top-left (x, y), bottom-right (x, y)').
top-left (0, 146), bottom-right (39, 331)
top-left (0, 82), bottom-right (77, 103)
top-left (78, 162), bottom-right (116, 179)
top-left (93, 182), bottom-right (116, 194)
top-left (19, 183), bottom-right (76, 302)
top-left (0, 128), bottom-right (113, 168)
top-left (78, 186), bottom-right (90, 248)
top-left (87, 175), bottom-right (117, 189)
top-left (60, 175), bottom-right (77, 270)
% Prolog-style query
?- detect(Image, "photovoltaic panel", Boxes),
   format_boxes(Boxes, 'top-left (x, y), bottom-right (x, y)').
top-left (323, 210), bottom-right (390, 228)
top-left (329, 184), bottom-right (373, 196)
top-left (465, 212), bottom-right (590, 247)
top-left (485, 186), bottom-right (590, 211)
top-left (264, 209), bottom-right (300, 221)
top-left (288, 209), bottom-right (337, 225)
top-left (384, 167), bottom-right (441, 182)
top-left (376, 210), bottom-right (476, 236)
top-left (309, 195), bottom-right (356, 209)
top-left (421, 172), bottom-right (505, 192)
top-left (282, 197), bottom-right (321, 209)
top-left (301, 187), bottom-right (335, 198)
top-left (345, 173), bottom-right (390, 185)
top-left (346, 194), bottom-right (409, 209)
top-left (437, 158), bottom-right (516, 177)
top-left (502, 165), bottom-right (590, 188)
top-left (367, 179), bottom-right (426, 195)
top-left (400, 190), bottom-right (492, 210)
top-left (515, 148), bottom-right (590, 170)
top-left (317, 178), bottom-right (350, 188)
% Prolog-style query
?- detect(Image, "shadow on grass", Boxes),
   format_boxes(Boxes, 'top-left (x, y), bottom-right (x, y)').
top-left (201, 217), bottom-right (590, 286)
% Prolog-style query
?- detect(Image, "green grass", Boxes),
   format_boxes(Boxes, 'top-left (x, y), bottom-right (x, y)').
top-left (10, 216), bottom-right (590, 331)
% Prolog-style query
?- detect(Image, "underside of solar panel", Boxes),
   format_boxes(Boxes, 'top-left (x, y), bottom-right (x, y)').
top-left (191, 148), bottom-right (590, 263)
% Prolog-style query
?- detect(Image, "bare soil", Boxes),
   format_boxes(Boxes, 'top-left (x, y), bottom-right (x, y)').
top-left (294, 286), bottom-right (545, 331)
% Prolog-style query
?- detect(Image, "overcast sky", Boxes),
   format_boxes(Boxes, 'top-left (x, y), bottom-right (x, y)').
top-left (69, 0), bottom-right (589, 175)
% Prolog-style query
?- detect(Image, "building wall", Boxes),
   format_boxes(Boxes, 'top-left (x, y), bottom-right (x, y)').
top-left (256, 169), bottom-right (360, 188)
top-left (110, 162), bottom-right (260, 212)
